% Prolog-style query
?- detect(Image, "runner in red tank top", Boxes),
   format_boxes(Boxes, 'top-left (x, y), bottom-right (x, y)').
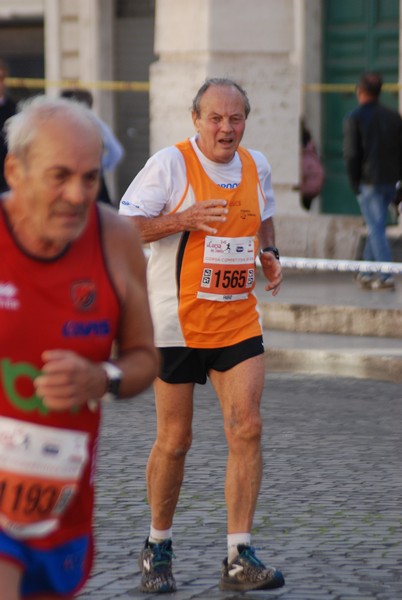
top-left (0, 96), bottom-right (158, 599)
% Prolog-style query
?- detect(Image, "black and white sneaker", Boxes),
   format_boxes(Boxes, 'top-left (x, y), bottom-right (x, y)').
top-left (220, 544), bottom-right (285, 591)
top-left (138, 537), bottom-right (176, 593)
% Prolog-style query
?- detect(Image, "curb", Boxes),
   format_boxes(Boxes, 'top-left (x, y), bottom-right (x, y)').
top-left (264, 346), bottom-right (402, 383)
top-left (260, 302), bottom-right (402, 338)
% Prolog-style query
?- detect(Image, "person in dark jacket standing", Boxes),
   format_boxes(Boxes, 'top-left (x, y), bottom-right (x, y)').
top-left (343, 71), bottom-right (402, 290)
top-left (0, 59), bottom-right (16, 193)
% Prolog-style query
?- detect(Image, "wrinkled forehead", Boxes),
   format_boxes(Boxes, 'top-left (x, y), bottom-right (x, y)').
top-left (27, 115), bottom-right (103, 164)
top-left (43, 110), bottom-right (101, 138)
top-left (199, 85), bottom-right (247, 116)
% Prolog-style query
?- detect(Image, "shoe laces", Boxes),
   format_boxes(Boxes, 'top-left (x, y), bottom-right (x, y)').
top-left (237, 545), bottom-right (265, 568)
top-left (150, 540), bottom-right (174, 568)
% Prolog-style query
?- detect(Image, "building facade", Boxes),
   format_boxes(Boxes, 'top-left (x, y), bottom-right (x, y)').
top-left (0, 0), bottom-right (401, 258)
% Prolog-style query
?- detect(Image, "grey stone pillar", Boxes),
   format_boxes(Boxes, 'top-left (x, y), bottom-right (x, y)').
top-left (151, 0), bottom-right (302, 215)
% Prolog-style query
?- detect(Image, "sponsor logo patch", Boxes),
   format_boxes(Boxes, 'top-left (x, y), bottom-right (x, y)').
top-left (0, 282), bottom-right (20, 310)
top-left (71, 280), bottom-right (97, 311)
top-left (62, 320), bottom-right (111, 337)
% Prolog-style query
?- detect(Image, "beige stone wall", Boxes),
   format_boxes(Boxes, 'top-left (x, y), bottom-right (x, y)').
top-left (3, 0), bottom-right (383, 258)
top-left (44, 0), bottom-right (113, 112)
top-left (151, 0), bottom-right (302, 216)
top-left (303, 0), bottom-right (322, 152)
top-left (44, 0), bottom-right (116, 193)
top-left (0, 0), bottom-right (44, 17)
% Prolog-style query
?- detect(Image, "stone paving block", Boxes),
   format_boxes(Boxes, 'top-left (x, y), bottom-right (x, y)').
top-left (78, 375), bottom-right (402, 600)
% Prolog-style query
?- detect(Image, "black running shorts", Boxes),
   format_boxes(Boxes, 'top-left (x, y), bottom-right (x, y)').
top-left (158, 336), bottom-right (264, 384)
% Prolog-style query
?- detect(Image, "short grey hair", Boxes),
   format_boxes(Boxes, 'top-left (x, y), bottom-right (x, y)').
top-left (191, 77), bottom-right (251, 119)
top-left (4, 94), bottom-right (102, 160)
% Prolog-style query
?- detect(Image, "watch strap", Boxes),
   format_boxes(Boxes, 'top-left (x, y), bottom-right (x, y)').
top-left (101, 361), bottom-right (122, 401)
top-left (260, 246), bottom-right (280, 260)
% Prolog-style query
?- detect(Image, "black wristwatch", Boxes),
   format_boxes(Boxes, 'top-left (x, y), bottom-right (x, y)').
top-left (101, 361), bottom-right (123, 401)
top-left (260, 246), bottom-right (280, 260)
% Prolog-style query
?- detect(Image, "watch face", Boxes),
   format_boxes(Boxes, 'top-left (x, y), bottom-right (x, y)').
top-left (102, 362), bottom-right (122, 399)
top-left (108, 377), bottom-right (121, 397)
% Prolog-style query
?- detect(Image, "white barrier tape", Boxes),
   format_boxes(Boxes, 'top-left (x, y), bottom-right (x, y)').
top-left (144, 247), bottom-right (402, 275)
top-left (274, 256), bottom-right (402, 275)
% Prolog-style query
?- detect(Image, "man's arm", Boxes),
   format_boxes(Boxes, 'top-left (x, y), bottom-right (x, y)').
top-left (257, 217), bottom-right (282, 296)
top-left (100, 207), bottom-right (159, 397)
top-left (129, 200), bottom-right (229, 244)
top-left (34, 207), bottom-right (159, 411)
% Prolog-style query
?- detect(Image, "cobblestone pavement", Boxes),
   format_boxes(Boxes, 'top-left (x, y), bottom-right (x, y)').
top-left (78, 374), bottom-right (402, 600)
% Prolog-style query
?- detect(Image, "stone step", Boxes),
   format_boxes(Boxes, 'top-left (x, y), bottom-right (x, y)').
top-left (260, 302), bottom-right (402, 337)
top-left (255, 271), bottom-right (402, 383)
top-left (263, 330), bottom-right (402, 383)
top-left (255, 270), bottom-right (402, 338)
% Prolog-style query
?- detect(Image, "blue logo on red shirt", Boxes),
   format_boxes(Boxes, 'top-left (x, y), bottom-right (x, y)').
top-left (62, 320), bottom-right (111, 337)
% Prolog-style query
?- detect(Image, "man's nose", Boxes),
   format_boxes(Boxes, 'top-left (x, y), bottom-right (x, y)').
top-left (64, 178), bottom-right (89, 204)
top-left (220, 118), bottom-right (233, 131)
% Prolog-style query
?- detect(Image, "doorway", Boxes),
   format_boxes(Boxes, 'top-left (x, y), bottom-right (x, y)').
top-left (321, 0), bottom-right (399, 214)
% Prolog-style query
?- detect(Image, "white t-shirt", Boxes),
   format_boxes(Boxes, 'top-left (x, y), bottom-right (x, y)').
top-left (119, 136), bottom-right (275, 220)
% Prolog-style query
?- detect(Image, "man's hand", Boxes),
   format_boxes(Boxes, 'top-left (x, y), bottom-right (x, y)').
top-left (34, 349), bottom-right (106, 412)
top-left (178, 199), bottom-right (228, 234)
top-left (259, 251), bottom-right (282, 296)
top-left (130, 199), bottom-right (228, 243)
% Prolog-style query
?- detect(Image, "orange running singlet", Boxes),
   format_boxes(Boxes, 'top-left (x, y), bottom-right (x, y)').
top-left (174, 139), bottom-right (264, 348)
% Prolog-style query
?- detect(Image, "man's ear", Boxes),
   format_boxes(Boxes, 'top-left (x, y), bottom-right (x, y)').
top-left (4, 154), bottom-right (24, 188)
top-left (191, 111), bottom-right (200, 131)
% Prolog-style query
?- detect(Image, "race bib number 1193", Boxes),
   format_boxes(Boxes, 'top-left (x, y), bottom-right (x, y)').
top-left (0, 417), bottom-right (89, 539)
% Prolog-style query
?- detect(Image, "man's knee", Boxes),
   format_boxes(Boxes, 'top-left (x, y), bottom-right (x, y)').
top-left (156, 429), bottom-right (193, 459)
top-left (225, 414), bottom-right (262, 448)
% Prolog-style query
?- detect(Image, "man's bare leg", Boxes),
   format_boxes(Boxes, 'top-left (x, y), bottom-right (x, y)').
top-left (146, 379), bottom-right (194, 530)
top-left (0, 560), bottom-right (21, 600)
top-left (210, 355), bottom-right (285, 591)
top-left (139, 380), bottom-right (194, 593)
top-left (209, 354), bottom-right (265, 534)
top-left (0, 559), bottom-right (76, 600)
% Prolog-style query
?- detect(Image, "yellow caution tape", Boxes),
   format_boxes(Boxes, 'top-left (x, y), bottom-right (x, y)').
top-left (303, 82), bottom-right (401, 93)
top-left (5, 77), bottom-right (150, 93)
top-left (5, 78), bottom-right (400, 94)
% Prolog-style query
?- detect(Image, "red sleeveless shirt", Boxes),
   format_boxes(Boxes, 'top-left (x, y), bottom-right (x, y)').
top-left (0, 201), bottom-right (120, 548)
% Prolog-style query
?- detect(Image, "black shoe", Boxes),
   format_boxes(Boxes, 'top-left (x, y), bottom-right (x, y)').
top-left (138, 537), bottom-right (176, 593)
top-left (219, 544), bottom-right (285, 591)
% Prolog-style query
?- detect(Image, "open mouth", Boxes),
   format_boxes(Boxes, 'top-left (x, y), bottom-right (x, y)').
top-left (219, 137), bottom-right (234, 146)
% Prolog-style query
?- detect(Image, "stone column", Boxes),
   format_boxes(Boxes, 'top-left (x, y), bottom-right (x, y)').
top-left (44, 0), bottom-right (116, 193)
top-left (151, 0), bottom-right (302, 215)
top-left (44, 0), bottom-right (113, 110)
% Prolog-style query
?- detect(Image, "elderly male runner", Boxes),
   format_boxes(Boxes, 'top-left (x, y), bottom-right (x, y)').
top-left (0, 96), bottom-right (158, 599)
top-left (120, 77), bottom-right (285, 593)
